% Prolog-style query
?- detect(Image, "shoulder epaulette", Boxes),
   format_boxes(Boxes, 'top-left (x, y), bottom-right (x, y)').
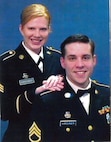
top-left (46, 46), bottom-right (61, 54)
top-left (0, 50), bottom-right (16, 61)
top-left (92, 80), bottom-right (110, 88)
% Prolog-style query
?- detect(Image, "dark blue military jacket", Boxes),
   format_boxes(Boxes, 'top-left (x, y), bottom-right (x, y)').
top-left (0, 42), bottom-right (64, 142)
top-left (29, 80), bottom-right (110, 142)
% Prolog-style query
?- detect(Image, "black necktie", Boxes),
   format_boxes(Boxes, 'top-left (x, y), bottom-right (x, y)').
top-left (77, 88), bottom-right (92, 98)
top-left (37, 57), bottom-right (43, 72)
top-left (37, 57), bottom-right (43, 65)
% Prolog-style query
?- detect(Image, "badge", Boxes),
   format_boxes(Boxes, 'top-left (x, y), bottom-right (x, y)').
top-left (64, 111), bottom-right (71, 119)
top-left (98, 105), bottom-right (110, 115)
top-left (22, 73), bottom-right (29, 78)
top-left (59, 120), bottom-right (77, 127)
top-left (106, 113), bottom-right (110, 124)
top-left (19, 77), bottom-right (35, 85)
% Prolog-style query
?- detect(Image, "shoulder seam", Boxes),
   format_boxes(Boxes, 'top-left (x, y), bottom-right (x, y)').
top-left (40, 90), bottom-right (53, 96)
top-left (92, 80), bottom-right (110, 88)
top-left (46, 46), bottom-right (61, 54)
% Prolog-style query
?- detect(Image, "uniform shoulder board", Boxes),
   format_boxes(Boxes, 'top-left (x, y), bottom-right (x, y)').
top-left (0, 50), bottom-right (16, 61)
top-left (92, 80), bottom-right (110, 88)
top-left (46, 46), bottom-right (61, 54)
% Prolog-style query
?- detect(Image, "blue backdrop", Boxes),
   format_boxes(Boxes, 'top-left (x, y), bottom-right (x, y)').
top-left (0, 0), bottom-right (110, 141)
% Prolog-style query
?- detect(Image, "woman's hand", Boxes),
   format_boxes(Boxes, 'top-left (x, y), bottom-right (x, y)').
top-left (35, 75), bottom-right (64, 94)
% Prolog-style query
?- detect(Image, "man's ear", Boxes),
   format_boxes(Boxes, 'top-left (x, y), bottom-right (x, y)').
top-left (93, 54), bottom-right (97, 66)
top-left (60, 57), bottom-right (65, 69)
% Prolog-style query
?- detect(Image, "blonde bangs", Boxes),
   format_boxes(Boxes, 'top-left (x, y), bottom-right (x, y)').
top-left (21, 4), bottom-right (51, 26)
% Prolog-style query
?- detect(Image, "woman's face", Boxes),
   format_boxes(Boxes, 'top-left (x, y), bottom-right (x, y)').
top-left (19, 16), bottom-right (51, 54)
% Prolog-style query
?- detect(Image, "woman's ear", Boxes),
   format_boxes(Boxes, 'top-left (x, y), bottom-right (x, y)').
top-left (19, 24), bottom-right (24, 36)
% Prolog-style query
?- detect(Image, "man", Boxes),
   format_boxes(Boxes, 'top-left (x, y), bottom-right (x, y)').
top-left (29, 34), bottom-right (110, 142)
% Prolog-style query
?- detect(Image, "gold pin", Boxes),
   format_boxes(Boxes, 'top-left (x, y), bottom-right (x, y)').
top-left (47, 51), bottom-right (51, 55)
top-left (22, 73), bottom-right (29, 78)
top-left (64, 111), bottom-right (71, 119)
top-left (19, 54), bottom-right (24, 60)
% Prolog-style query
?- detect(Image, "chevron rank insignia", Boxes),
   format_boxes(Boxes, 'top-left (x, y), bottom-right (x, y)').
top-left (0, 83), bottom-right (4, 93)
top-left (29, 121), bottom-right (41, 142)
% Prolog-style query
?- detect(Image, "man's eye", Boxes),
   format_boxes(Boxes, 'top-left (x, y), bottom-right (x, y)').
top-left (83, 55), bottom-right (91, 60)
top-left (68, 57), bottom-right (76, 61)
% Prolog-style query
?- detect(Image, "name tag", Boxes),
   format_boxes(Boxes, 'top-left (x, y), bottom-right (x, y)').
top-left (19, 77), bottom-right (35, 86)
top-left (59, 120), bottom-right (77, 127)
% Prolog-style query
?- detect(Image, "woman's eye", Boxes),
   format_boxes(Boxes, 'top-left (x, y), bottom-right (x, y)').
top-left (40, 28), bottom-right (47, 31)
top-left (28, 27), bottom-right (35, 30)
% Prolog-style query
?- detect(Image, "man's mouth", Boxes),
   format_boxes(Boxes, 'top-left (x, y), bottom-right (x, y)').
top-left (75, 71), bottom-right (87, 75)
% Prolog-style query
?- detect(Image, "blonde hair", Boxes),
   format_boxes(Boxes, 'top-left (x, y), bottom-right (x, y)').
top-left (20, 4), bottom-right (51, 26)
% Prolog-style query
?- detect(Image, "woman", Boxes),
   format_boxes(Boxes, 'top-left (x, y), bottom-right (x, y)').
top-left (0, 4), bottom-right (64, 142)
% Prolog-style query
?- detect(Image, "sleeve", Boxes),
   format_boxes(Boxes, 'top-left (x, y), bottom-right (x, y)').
top-left (1, 81), bottom-right (37, 120)
top-left (0, 56), bottom-right (37, 120)
top-left (29, 96), bottom-right (54, 142)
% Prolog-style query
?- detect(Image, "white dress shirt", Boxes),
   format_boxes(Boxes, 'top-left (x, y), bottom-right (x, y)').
top-left (22, 41), bottom-right (43, 72)
top-left (66, 77), bottom-right (92, 114)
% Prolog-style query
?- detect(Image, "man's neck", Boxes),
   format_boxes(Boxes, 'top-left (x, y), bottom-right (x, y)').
top-left (66, 77), bottom-right (91, 93)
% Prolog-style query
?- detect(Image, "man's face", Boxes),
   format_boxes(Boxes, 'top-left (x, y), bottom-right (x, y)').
top-left (60, 42), bottom-right (96, 88)
top-left (19, 16), bottom-right (50, 54)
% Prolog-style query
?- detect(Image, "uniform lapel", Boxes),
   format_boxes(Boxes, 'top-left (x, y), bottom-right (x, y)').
top-left (43, 47), bottom-right (53, 76)
top-left (64, 80), bottom-right (88, 117)
top-left (16, 43), bottom-right (44, 80)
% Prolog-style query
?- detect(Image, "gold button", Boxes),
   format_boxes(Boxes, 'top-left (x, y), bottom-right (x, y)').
top-left (66, 127), bottom-right (70, 132)
top-left (19, 55), bottom-right (24, 60)
top-left (95, 89), bottom-right (98, 94)
top-left (88, 125), bottom-right (93, 131)
top-left (9, 51), bottom-right (13, 54)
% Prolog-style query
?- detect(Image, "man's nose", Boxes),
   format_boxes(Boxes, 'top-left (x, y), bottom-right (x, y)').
top-left (76, 59), bottom-right (84, 67)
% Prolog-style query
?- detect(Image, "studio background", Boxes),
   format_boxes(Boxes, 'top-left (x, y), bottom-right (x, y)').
top-left (0, 0), bottom-right (109, 141)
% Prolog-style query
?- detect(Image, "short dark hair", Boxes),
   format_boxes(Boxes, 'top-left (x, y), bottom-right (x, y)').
top-left (60, 34), bottom-right (95, 57)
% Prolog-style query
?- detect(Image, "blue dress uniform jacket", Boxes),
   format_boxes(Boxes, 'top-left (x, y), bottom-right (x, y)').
top-left (0, 42), bottom-right (65, 142)
top-left (29, 79), bottom-right (110, 142)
